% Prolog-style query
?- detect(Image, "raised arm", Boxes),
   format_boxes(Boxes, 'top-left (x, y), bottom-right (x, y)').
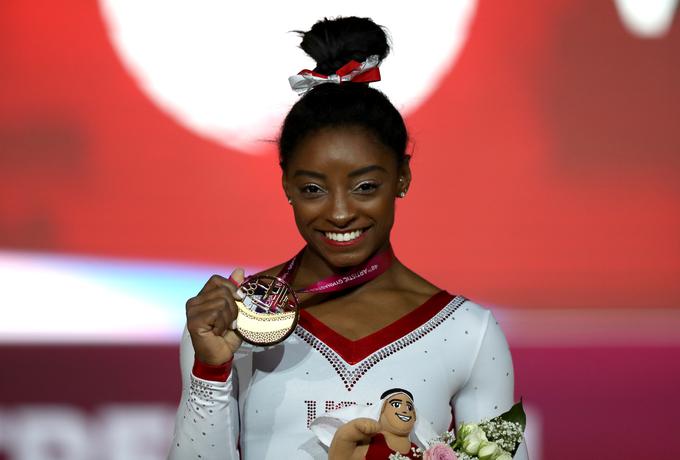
top-left (452, 308), bottom-right (529, 460)
top-left (167, 326), bottom-right (241, 460)
top-left (168, 270), bottom-right (246, 460)
top-left (328, 418), bottom-right (381, 460)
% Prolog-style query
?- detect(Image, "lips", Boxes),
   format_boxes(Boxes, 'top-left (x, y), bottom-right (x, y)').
top-left (319, 227), bottom-right (369, 246)
top-left (324, 228), bottom-right (364, 242)
top-left (396, 414), bottom-right (412, 422)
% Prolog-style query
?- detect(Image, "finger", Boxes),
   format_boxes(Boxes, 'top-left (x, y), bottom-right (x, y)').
top-left (187, 297), bottom-right (237, 322)
top-left (224, 329), bottom-right (243, 350)
top-left (229, 268), bottom-right (247, 301)
top-left (187, 304), bottom-right (233, 337)
top-left (187, 308), bottom-right (222, 334)
top-left (197, 274), bottom-right (236, 296)
top-left (229, 267), bottom-right (246, 285)
top-left (211, 307), bottom-right (231, 337)
top-left (187, 285), bottom-right (236, 308)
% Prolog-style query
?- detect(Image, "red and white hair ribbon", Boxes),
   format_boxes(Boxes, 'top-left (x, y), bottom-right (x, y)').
top-left (288, 55), bottom-right (381, 96)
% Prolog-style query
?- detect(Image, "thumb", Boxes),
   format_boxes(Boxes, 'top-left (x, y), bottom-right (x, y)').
top-left (230, 267), bottom-right (246, 285)
top-left (355, 418), bottom-right (382, 436)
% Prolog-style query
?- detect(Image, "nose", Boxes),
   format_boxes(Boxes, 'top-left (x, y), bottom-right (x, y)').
top-left (327, 191), bottom-right (355, 228)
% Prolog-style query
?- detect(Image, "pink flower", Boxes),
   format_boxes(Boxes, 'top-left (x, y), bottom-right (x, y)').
top-left (423, 443), bottom-right (458, 460)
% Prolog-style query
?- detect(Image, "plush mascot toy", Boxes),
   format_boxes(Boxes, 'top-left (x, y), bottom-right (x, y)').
top-left (310, 388), bottom-right (435, 460)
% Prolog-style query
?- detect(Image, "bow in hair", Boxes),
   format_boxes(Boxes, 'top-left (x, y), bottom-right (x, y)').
top-left (288, 55), bottom-right (381, 96)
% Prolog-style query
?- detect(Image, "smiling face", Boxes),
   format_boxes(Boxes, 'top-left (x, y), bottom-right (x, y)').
top-left (379, 393), bottom-right (417, 436)
top-left (282, 125), bottom-right (410, 269)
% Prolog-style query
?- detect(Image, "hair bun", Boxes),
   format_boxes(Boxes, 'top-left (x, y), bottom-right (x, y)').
top-left (298, 16), bottom-right (390, 75)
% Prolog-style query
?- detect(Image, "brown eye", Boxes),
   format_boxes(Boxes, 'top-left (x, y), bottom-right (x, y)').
top-left (354, 181), bottom-right (379, 193)
top-left (301, 184), bottom-right (324, 194)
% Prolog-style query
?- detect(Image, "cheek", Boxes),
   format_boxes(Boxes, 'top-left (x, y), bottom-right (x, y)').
top-left (376, 206), bottom-right (397, 232)
top-left (291, 203), bottom-right (321, 226)
top-left (364, 196), bottom-right (396, 221)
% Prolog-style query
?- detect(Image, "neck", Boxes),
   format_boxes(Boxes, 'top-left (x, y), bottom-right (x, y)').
top-left (381, 430), bottom-right (412, 454)
top-left (298, 240), bottom-right (394, 284)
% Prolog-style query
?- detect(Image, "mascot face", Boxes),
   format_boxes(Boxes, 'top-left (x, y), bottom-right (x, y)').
top-left (379, 392), bottom-right (416, 436)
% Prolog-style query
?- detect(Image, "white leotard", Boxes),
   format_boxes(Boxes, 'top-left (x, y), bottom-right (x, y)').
top-left (168, 292), bottom-right (529, 459)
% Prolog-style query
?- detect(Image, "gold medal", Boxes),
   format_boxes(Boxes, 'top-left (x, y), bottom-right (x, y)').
top-left (234, 275), bottom-right (300, 346)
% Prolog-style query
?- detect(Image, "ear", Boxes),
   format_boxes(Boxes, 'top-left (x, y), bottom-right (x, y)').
top-left (379, 399), bottom-right (389, 414)
top-left (282, 171), bottom-right (292, 203)
top-left (398, 156), bottom-right (412, 196)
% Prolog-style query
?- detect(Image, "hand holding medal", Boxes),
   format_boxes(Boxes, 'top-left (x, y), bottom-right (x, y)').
top-left (185, 269), bottom-right (246, 365)
top-left (186, 247), bottom-right (394, 360)
top-left (232, 246), bottom-right (394, 347)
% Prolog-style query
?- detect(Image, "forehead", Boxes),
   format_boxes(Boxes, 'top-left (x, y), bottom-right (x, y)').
top-left (287, 126), bottom-right (397, 173)
top-left (385, 393), bottom-right (414, 406)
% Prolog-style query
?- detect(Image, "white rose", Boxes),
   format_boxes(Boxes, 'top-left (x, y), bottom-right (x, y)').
top-left (477, 440), bottom-right (502, 460)
top-left (473, 426), bottom-right (488, 439)
top-left (458, 423), bottom-right (479, 439)
top-left (463, 434), bottom-right (483, 455)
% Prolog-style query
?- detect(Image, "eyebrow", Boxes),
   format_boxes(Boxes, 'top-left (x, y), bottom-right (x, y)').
top-left (293, 165), bottom-right (388, 179)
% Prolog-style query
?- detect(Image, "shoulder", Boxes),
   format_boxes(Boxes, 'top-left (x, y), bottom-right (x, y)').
top-left (455, 298), bottom-right (493, 322)
top-left (445, 296), bottom-right (501, 340)
top-left (452, 299), bottom-right (512, 361)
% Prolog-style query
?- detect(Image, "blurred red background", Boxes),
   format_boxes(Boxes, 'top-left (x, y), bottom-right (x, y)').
top-left (1, 1), bottom-right (679, 459)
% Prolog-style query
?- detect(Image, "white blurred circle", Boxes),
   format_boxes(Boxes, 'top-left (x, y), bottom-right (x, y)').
top-left (99, 1), bottom-right (477, 151)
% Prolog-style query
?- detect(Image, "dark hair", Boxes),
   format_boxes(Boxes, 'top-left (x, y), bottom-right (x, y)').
top-left (380, 388), bottom-right (414, 401)
top-left (278, 16), bottom-right (409, 170)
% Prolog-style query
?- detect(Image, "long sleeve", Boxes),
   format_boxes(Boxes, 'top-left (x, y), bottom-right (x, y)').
top-left (167, 326), bottom-right (241, 460)
top-left (452, 309), bottom-right (529, 460)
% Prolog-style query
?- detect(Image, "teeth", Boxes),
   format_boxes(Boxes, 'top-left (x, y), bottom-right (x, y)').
top-left (325, 229), bottom-right (363, 242)
top-left (396, 414), bottom-right (412, 422)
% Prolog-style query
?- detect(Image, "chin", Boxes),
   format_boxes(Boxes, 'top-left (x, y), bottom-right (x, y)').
top-left (321, 250), bottom-right (370, 269)
top-left (389, 426), bottom-right (412, 437)
top-left (307, 234), bottom-right (384, 269)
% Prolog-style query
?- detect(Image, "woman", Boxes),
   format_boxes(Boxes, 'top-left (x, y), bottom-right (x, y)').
top-left (169, 16), bottom-right (528, 460)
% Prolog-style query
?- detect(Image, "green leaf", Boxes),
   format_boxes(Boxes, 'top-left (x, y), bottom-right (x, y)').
top-left (491, 399), bottom-right (526, 457)
top-left (497, 399), bottom-right (526, 431)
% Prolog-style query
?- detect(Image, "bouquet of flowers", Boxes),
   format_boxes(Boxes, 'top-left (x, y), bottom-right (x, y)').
top-left (389, 401), bottom-right (526, 460)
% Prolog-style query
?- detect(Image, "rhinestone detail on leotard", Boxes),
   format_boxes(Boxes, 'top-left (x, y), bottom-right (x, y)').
top-left (295, 295), bottom-right (466, 391)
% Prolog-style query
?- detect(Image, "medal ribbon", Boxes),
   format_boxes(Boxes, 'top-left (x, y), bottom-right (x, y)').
top-left (277, 246), bottom-right (394, 294)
